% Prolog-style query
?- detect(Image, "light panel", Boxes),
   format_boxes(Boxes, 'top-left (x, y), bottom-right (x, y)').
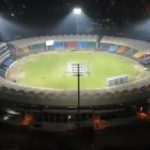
top-left (73, 8), bottom-right (82, 15)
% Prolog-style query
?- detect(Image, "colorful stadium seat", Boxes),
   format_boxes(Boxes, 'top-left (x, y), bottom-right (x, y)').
top-left (20, 47), bottom-right (30, 54)
top-left (100, 43), bottom-right (113, 50)
top-left (53, 42), bottom-right (64, 49)
top-left (117, 46), bottom-right (130, 55)
top-left (125, 48), bottom-right (138, 57)
top-left (67, 41), bottom-right (77, 49)
top-left (108, 44), bottom-right (118, 53)
top-left (133, 51), bottom-right (145, 60)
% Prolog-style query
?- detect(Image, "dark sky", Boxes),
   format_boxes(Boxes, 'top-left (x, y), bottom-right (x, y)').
top-left (1, 0), bottom-right (149, 22)
top-left (0, 0), bottom-right (150, 40)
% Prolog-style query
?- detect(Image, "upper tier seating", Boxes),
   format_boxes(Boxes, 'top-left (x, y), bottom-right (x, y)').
top-left (100, 36), bottom-right (150, 64)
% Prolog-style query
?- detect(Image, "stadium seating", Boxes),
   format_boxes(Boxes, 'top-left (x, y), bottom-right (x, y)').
top-left (6, 44), bottom-right (20, 58)
top-left (2, 58), bottom-right (15, 67)
top-left (20, 47), bottom-right (30, 54)
top-left (86, 41), bottom-right (97, 48)
top-left (133, 51), bottom-right (150, 64)
top-left (99, 42), bottom-right (139, 57)
top-left (141, 52), bottom-right (150, 64)
top-left (127, 48), bottom-right (138, 57)
top-left (133, 51), bottom-right (145, 60)
top-left (52, 41), bottom-right (97, 50)
top-left (100, 43), bottom-right (114, 51)
top-left (29, 43), bottom-right (46, 52)
top-left (53, 41), bottom-right (64, 49)
top-left (0, 68), bottom-right (5, 77)
top-left (142, 56), bottom-right (150, 64)
top-left (65, 41), bottom-right (77, 49)
top-left (78, 41), bottom-right (87, 49)
top-left (0, 42), bottom-right (15, 79)
top-left (0, 42), bottom-right (11, 64)
top-left (116, 46), bottom-right (130, 55)
top-left (78, 41), bottom-right (97, 49)
top-left (100, 36), bottom-right (150, 64)
top-left (108, 44), bottom-right (118, 53)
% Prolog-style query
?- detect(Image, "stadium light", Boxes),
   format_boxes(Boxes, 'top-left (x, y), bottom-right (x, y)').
top-left (73, 8), bottom-right (82, 34)
top-left (73, 8), bottom-right (82, 15)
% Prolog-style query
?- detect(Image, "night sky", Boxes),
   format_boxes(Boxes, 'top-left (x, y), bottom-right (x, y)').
top-left (0, 0), bottom-right (150, 41)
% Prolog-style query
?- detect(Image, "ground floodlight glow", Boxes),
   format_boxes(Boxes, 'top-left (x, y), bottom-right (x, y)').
top-left (73, 8), bottom-right (82, 15)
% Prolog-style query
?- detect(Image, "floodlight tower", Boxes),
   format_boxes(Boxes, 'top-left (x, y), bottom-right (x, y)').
top-left (73, 8), bottom-right (82, 35)
top-left (77, 63), bottom-right (81, 129)
top-left (75, 63), bottom-right (87, 129)
top-left (67, 62), bottom-right (87, 129)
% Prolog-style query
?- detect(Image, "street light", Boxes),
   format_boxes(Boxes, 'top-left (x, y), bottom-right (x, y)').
top-left (73, 8), bottom-right (82, 34)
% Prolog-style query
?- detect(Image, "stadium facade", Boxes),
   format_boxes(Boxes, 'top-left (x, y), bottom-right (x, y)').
top-left (0, 35), bottom-right (150, 132)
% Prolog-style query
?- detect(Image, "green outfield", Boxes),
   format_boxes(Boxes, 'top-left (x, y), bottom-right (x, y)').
top-left (12, 51), bottom-right (141, 89)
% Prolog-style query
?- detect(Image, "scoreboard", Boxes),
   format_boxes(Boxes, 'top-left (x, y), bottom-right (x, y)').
top-left (106, 74), bottom-right (128, 87)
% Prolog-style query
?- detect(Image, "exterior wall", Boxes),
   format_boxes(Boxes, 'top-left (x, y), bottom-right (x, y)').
top-left (0, 98), bottom-right (138, 131)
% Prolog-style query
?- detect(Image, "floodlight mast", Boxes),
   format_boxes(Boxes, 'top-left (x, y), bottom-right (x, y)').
top-left (77, 63), bottom-right (80, 129)
top-left (73, 8), bottom-right (82, 35)
top-left (68, 62), bottom-right (87, 129)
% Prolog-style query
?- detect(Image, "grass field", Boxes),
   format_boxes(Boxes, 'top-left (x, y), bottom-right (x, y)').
top-left (8, 51), bottom-right (141, 89)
